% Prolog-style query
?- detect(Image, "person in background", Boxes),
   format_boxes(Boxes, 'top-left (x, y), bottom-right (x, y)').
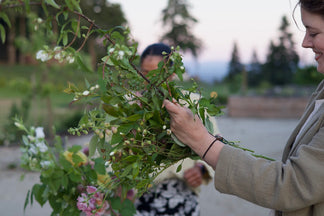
top-left (163, 1), bottom-right (324, 216)
top-left (135, 43), bottom-right (220, 216)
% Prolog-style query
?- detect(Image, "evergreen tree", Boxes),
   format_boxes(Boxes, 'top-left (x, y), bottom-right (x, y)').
top-left (160, 0), bottom-right (202, 58)
top-left (261, 16), bottom-right (299, 85)
top-left (226, 41), bottom-right (244, 81)
top-left (247, 49), bottom-right (262, 87)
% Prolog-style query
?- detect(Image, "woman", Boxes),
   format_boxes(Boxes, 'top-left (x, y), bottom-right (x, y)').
top-left (135, 43), bottom-right (219, 216)
top-left (163, 1), bottom-right (324, 216)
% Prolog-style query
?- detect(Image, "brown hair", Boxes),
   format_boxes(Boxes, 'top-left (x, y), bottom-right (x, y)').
top-left (298, 0), bottom-right (324, 15)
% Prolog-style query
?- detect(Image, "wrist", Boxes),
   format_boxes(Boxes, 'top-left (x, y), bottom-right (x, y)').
top-left (196, 133), bottom-right (216, 158)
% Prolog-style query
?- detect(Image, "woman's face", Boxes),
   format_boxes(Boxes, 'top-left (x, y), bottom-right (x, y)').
top-left (141, 55), bottom-right (163, 76)
top-left (301, 8), bottom-right (324, 74)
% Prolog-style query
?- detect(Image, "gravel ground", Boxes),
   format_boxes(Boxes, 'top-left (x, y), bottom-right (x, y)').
top-left (0, 116), bottom-right (300, 216)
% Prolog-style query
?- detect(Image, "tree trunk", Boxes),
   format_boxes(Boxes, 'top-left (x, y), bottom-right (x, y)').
top-left (19, 16), bottom-right (26, 64)
top-left (8, 17), bottom-right (16, 65)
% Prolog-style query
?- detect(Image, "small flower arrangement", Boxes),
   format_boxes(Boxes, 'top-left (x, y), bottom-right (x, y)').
top-left (17, 120), bottom-right (137, 215)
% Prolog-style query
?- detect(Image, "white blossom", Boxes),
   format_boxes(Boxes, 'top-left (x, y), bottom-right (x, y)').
top-left (163, 125), bottom-right (167, 130)
top-left (167, 129), bottom-right (172, 135)
top-left (40, 161), bottom-right (51, 168)
top-left (36, 50), bottom-right (50, 62)
top-left (109, 151), bottom-right (115, 156)
top-left (29, 146), bottom-right (38, 155)
top-left (54, 46), bottom-right (61, 51)
top-left (36, 142), bottom-right (48, 153)
top-left (14, 122), bottom-right (25, 130)
top-left (109, 48), bottom-right (115, 53)
top-left (28, 135), bottom-right (35, 142)
top-left (35, 127), bottom-right (45, 138)
top-left (54, 52), bottom-right (63, 61)
top-left (66, 55), bottom-right (75, 64)
top-left (83, 90), bottom-right (90, 96)
top-left (117, 51), bottom-right (124, 59)
top-left (36, 18), bottom-right (43, 23)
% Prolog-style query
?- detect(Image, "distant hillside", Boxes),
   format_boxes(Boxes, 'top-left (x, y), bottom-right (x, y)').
top-left (183, 60), bottom-right (228, 83)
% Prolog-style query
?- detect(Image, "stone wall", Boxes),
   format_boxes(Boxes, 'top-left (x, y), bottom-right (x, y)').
top-left (227, 96), bottom-right (309, 118)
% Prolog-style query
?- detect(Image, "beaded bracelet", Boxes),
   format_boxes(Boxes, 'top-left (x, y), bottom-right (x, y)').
top-left (202, 135), bottom-right (224, 159)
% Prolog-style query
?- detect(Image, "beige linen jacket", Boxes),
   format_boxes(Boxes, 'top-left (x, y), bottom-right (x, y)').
top-left (214, 80), bottom-right (324, 216)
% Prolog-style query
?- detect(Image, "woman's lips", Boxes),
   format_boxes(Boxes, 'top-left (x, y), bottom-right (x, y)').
top-left (315, 52), bottom-right (322, 61)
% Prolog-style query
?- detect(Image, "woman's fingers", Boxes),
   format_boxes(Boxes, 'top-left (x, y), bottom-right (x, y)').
top-left (163, 99), bottom-right (180, 114)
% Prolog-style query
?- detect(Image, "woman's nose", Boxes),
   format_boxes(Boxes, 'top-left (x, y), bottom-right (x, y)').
top-left (302, 34), bottom-right (312, 48)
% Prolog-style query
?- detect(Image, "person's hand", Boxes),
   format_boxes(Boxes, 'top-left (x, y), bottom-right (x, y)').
top-left (163, 99), bottom-right (214, 155)
top-left (163, 99), bottom-right (224, 169)
top-left (184, 165), bottom-right (203, 188)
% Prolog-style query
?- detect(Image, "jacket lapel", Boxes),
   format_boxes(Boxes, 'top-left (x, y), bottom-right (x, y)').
top-left (282, 80), bottom-right (324, 162)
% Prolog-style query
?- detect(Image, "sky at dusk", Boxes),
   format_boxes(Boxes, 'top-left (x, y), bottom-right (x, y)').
top-left (111, 0), bottom-right (315, 65)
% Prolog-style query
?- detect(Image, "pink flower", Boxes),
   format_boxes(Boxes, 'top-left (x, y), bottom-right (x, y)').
top-left (77, 186), bottom-right (109, 216)
top-left (86, 186), bottom-right (97, 194)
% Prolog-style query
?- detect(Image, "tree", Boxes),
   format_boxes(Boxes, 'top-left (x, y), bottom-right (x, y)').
top-left (261, 16), bottom-right (299, 86)
top-left (294, 65), bottom-right (324, 85)
top-left (225, 41), bottom-right (244, 81)
top-left (247, 49), bottom-right (262, 87)
top-left (75, 1), bottom-right (128, 68)
top-left (159, 0), bottom-right (202, 58)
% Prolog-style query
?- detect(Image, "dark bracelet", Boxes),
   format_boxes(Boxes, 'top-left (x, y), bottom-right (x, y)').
top-left (202, 135), bottom-right (223, 159)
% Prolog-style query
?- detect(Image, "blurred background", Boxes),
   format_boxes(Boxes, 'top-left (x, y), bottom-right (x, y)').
top-left (1, 1), bottom-right (323, 215)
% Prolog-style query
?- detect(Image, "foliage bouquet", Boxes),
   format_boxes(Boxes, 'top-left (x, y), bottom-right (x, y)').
top-left (16, 43), bottom-right (222, 215)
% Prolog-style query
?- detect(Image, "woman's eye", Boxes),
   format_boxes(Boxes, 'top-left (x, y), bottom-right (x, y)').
top-left (310, 32), bottom-right (318, 37)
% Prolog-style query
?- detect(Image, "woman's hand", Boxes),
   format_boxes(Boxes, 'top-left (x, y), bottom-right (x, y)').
top-left (163, 99), bottom-right (224, 169)
top-left (163, 99), bottom-right (213, 154)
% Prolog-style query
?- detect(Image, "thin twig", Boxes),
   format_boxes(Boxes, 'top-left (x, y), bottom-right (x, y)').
top-left (76, 23), bottom-right (93, 52)
top-left (63, 15), bottom-right (81, 50)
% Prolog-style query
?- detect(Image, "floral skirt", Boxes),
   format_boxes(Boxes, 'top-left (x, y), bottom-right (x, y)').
top-left (135, 178), bottom-right (200, 216)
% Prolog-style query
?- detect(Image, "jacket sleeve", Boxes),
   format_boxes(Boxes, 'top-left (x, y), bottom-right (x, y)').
top-left (214, 125), bottom-right (324, 211)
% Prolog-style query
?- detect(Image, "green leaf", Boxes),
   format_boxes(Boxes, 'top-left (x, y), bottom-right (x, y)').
top-left (176, 163), bottom-right (182, 173)
top-left (102, 104), bottom-right (123, 117)
top-left (68, 145), bottom-right (82, 153)
top-left (63, 32), bottom-right (68, 46)
top-left (32, 184), bottom-right (47, 206)
top-left (205, 116), bottom-right (214, 134)
top-left (0, 12), bottom-right (11, 28)
top-left (126, 114), bottom-right (142, 122)
top-left (72, 153), bottom-right (84, 165)
top-left (69, 172), bottom-right (82, 182)
top-left (61, 175), bottom-right (68, 189)
top-left (111, 133), bottom-right (123, 145)
top-left (71, 0), bottom-right (82, 13)
top-left (0, 24), bottom-right (6, 44)
top-left (111, 197), bottom-right (122, 210)
top-left (24, 190), bottom-right (30, 212)
top-left (121, 199), bottom-right (136, 216)
top-left (94, 158), bottom-right (106, 174)
top-left (45, 0), bottom-right (60, 9)
top-left (171, 133), bottom-right (186, 147)
top-left (25, 0), bottom-right (31, 12)
top-left (76, 54), bottom-right (93, 73)
top-left (89, 134), bottom-right (99, 157)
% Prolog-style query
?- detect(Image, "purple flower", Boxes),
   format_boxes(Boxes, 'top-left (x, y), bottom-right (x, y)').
top-left (77, 186), bottom-right (109, 216)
